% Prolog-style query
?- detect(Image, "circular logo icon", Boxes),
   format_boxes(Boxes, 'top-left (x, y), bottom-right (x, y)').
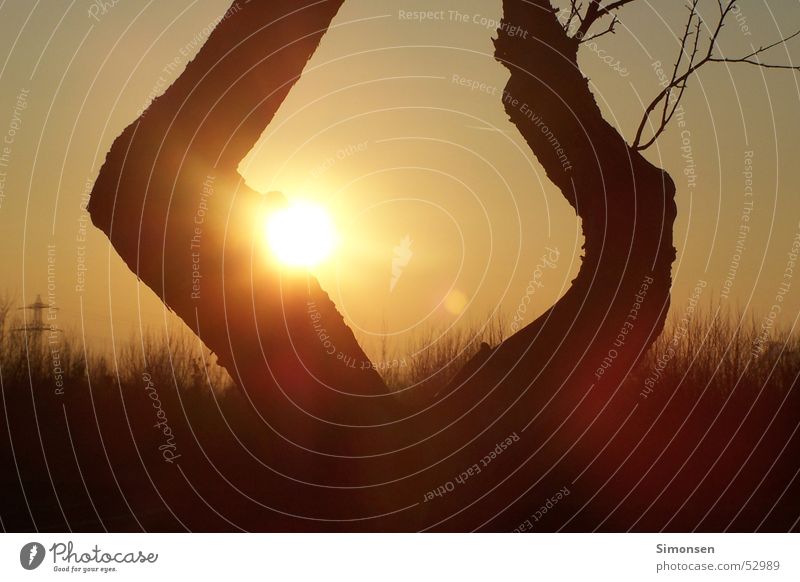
top-left (20, 542), bottom-right (46, 570)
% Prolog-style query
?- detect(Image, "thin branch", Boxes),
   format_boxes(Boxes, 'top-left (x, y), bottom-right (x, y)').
top-left (633, 1), bottom-right (701, 150)
top-left (660, 18), bottom-right (701, 129)
top-left (601, 0), bottom-right (639, 14)
top-left (580, 15), bottom-right (619, 43)
top-left (708, 28), bottom-right (800, 69)
top-left (574, 0), bottom-right (637, 40)
top-left (707, 57), bottom-right (800, 71)
top-left (633, 1), bottom-right (800, 150)
top-left (658, 3), bottom-right (702, 137)
top-left (563, 1), bottom-right (583, 34)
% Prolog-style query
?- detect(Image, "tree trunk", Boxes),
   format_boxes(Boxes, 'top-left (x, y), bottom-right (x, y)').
top-left (417, 0), bottom-right (678, 530)
top-left (89, 1), bottom-right (407, 526)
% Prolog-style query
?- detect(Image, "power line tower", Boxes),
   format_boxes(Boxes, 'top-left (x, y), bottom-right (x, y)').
top-left (15, 294), bottom-right (59, 351)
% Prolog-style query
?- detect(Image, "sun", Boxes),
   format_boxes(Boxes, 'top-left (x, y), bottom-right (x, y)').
top-left (265, 200), bottom-right (338, 268)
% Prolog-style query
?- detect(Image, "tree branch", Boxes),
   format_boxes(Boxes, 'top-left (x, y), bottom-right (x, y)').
top-left (563, 1), bottom-right (584, 34)
top-left (633, 0), bottom-right (800, 150)
top-left (576, 0), bottom-right (603, 39)
top-left (572, 0), bottom-right (637, 40)
top-left (580, 14), bottom-right (619, 43)
top-left (635, 0), bottom-right (702, 151)
top-left (708, 28), bottom-right (800, 69)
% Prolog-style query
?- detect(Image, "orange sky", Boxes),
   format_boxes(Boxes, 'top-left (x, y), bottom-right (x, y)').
top-left (0, 0), bottom-right (798, 363)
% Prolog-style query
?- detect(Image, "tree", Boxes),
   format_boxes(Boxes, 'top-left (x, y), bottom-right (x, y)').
top-left (88, 0), bottom-right (800, 531)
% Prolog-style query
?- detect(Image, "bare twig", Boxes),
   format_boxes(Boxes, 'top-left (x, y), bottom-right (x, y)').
top-left (573, 0), bottom-right (637, 39)
top-left (707, 29), bottom-right (800, 70)
top-left (558, 1), bottom-right (798, 148)
top-left (580, 14), bottom-right (619, 43)
top-left (564, 1), bottom-right (584, 34)
top-left (636, 1), bottom-right (702, 151)
top-left (633, 0), bottom-right (800, 150)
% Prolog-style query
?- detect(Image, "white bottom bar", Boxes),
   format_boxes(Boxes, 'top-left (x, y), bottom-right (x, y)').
top-left (1, 533), bottom-right (796, 581)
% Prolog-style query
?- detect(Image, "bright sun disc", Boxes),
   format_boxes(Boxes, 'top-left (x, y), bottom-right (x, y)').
top-left (265, 200), bottom-right (337, 268)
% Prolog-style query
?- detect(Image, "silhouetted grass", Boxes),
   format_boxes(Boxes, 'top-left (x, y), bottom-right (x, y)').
top-left (364, 316), bottom-right (507, 393)
top-left (369, 305), bottom-right (799, 399)
top-left (0, 294), bottom-right (797, 531)
top-left (631, 306), bottom-right (799, 401)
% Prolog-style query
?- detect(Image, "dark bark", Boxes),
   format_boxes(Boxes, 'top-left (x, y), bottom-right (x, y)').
top-left (425, 0), bottom-right (679, 530)
top-left (89, 1), bottom-right (396, 425)
top-left (89, 2), bottom-right (412, 527)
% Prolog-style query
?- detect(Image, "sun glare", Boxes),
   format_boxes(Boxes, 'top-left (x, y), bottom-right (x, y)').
top-left (265, 200), bottom-right (338, 268)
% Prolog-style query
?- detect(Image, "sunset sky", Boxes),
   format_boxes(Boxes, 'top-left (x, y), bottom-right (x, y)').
top-left (1, 0), bottom-right (798, 363)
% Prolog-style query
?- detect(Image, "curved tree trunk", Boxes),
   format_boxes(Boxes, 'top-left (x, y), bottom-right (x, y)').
top-left (422, 0), bottom-right (678, 530)
top-left (89, 0), bottom-right (676, 530)
top-left (89, 1), bottom-right (394, 422)
top-left (89, 1), bottom-right (408, 526)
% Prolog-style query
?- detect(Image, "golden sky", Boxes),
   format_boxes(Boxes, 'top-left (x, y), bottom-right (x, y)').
top-left (0, 0), bottom-right (798, 362)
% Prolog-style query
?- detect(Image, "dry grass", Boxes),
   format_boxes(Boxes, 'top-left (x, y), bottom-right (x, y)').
top-left (365, 305), bottom-right (799, 398)
top-left (633, 305), bottom-right (800, 399)
top-left (0, 293), bottom-right (797, 531)
top-left (1, 290), bottom-right (796, 397)
top-left (0, 293), bottom-right (234, 395)
top-left (362, 315), bottom-right (507, 392)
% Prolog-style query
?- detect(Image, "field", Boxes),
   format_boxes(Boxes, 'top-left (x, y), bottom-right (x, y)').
top-left (0, 294), bottom-right (797, 531)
